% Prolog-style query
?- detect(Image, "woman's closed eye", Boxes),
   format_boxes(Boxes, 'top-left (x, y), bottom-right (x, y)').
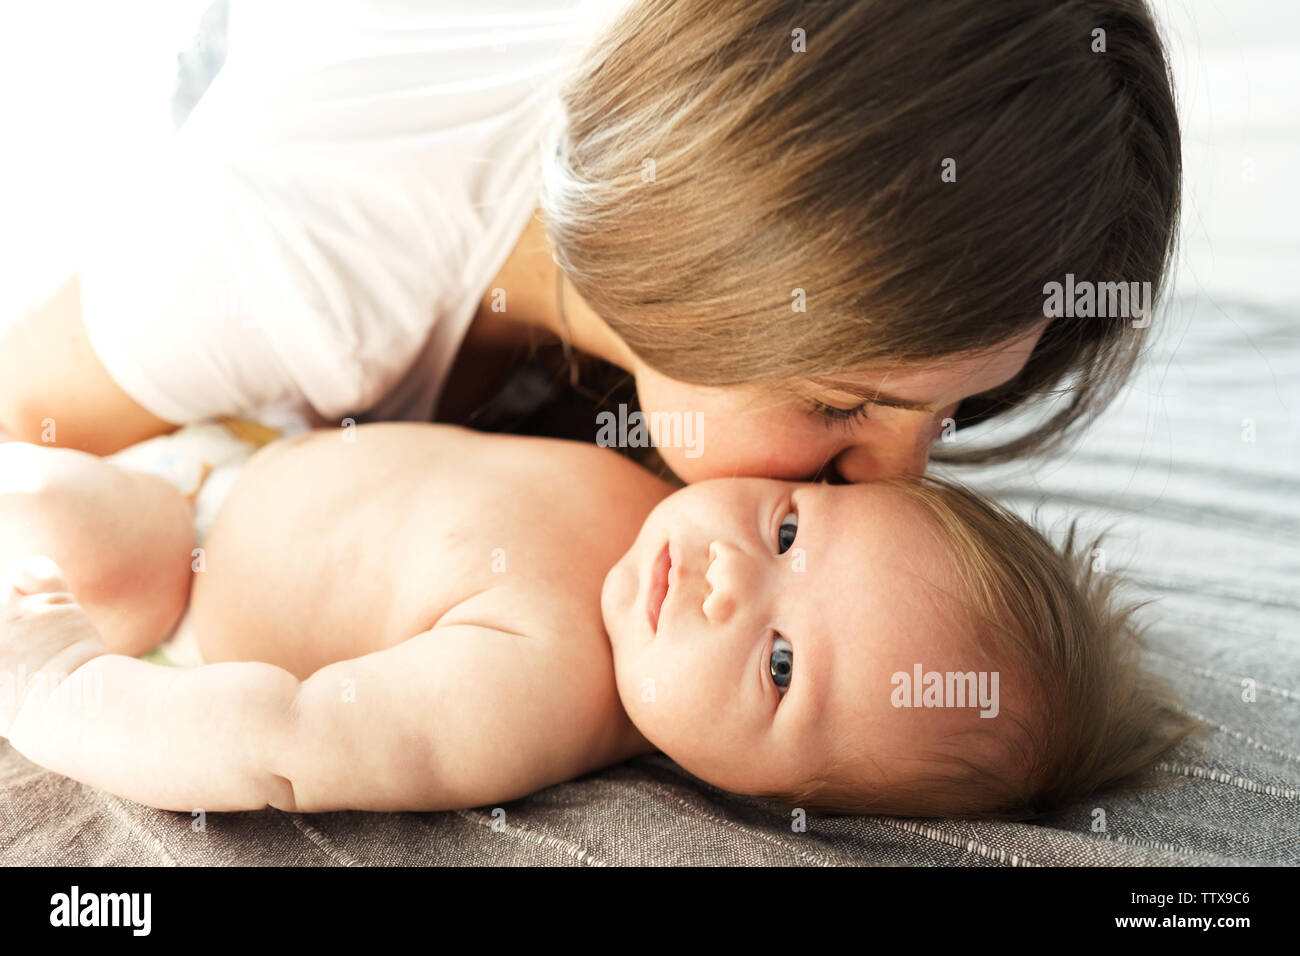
top-left (811, 399), bottom-right (872, 431)
top-left (769, 634), bottom-right (793, 694)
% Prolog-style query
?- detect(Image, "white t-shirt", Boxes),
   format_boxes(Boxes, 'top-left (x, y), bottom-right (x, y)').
top-left (79, 0), bottom-right (603, 428)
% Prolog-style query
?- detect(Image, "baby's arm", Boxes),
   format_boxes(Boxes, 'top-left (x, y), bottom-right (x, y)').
top-left (9, 652), bottom-right (302, 812)
top-left (279, 623), bottom-right (618, 813)
top-left (4, 570), bottom-right (612, 812)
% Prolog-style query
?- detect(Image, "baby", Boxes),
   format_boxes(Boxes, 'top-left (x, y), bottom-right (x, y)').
top-left (0, 422), bottom-right (1198, 818)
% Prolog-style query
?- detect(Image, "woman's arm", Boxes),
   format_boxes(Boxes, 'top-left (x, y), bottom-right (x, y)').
top-left (0, 273), bottom-right (177, 453)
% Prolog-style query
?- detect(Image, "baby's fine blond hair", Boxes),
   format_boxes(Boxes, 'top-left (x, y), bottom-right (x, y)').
top-left (775, 475), bottom-right (1204, 821)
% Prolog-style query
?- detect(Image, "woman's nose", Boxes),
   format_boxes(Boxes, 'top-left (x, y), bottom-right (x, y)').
top-left (702, 540), bottom-right (739, 623)
top-left (829, 417), bottom-right (948, 482)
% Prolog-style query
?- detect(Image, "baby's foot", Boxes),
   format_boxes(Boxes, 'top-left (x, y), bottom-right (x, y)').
top-left (0, 556), bottom-right (107, 736)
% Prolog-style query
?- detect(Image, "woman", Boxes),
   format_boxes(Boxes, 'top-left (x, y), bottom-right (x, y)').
top-left (0, 0), bottom-right (1180, 483)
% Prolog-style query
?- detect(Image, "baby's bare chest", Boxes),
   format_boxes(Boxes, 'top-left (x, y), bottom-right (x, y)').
top-left (189, 426), bottom-right (645, 676)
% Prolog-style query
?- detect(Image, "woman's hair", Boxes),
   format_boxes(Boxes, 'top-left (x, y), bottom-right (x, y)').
top-left (771, 474), bottom-right (1205, 821)
top-left (540, 0), bottom-right (1182, 463)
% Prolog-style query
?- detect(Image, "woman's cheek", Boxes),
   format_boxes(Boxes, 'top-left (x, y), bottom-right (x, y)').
top-left (721, 428), bottom-right (830, 481)
top-left (670, 420), bottom-right (831, 482)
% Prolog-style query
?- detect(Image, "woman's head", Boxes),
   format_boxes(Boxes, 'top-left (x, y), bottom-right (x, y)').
top-left (541, 0), bottom-right (1181, 482)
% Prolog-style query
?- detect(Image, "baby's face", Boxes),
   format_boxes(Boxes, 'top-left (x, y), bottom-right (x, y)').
top-left (601, 478), bottom-right (992, 798)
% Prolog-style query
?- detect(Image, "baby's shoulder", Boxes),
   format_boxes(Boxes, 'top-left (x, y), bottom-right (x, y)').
top-left (536, 437), bottom-right (674, 509)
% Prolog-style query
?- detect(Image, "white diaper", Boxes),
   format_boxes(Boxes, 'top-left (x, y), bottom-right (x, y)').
top-left (107, 420), bottom-right (282, 667)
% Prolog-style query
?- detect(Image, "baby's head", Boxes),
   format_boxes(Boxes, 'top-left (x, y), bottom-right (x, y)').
top-left (601, 477), bottom-right (1201, 819)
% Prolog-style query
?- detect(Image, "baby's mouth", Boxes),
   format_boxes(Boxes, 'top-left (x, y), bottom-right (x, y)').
top-left (647, 541), bottom-right (671, 634)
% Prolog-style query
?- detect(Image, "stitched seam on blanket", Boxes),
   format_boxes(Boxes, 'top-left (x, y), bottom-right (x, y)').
top-left (985, 488), bottom-right (1300, 542)
top-left (634, 782), bottom-right (839, 866)
top-left (1150, 612), bottom-right (1284, 642)
top-left (982, 489), bottom-right (1300, 541)
top-left (1145, 655), bottom-right (1300, 701)
top-left (1131, 576), bottom-right (1300, 611)
top-left (93, 791), bottom-right (179, 866)
top-left (1017, 448), bottom-right (1300, 495)
top-left (453, 809), bottom-right (606, 866)
top-left (1153, 762), bottom-right (1300, 800)
top-left (614, 758), bottom-right (847, 865)
top-left (1054, 826), bottom-right (1204, 861)
top-left (288, 815), bottom-right (362, 866)
top-left (875, 818), bottom-right (1042, 867)
top-left (627, 770), bottom-right (897, 866)
top-left (1089, 831), bottom-right (1222, 860)
top-left (1172, 707), bottom-right (1300, 763)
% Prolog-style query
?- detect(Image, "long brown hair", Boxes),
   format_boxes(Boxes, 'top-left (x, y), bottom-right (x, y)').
top-left (540, 0), bottom-right (1181, 463)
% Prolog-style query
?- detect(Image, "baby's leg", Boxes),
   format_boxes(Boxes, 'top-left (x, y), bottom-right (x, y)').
top-left (0, 442), bottom-right (194, 657)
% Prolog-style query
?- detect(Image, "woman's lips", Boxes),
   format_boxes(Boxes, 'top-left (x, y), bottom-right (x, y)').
top-left (647, 541), bottom-right (671, 633)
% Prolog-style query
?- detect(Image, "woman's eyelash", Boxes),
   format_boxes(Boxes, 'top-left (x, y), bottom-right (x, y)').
top-left (811, 400), bottom-right (872, 430)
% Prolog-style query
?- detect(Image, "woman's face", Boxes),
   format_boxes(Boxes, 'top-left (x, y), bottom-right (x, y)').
top-left (628, 323), bottom-right (1047, 483)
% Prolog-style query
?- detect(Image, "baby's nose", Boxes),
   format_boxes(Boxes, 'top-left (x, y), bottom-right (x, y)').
top-left (702, 541), bottom-right (737, 623)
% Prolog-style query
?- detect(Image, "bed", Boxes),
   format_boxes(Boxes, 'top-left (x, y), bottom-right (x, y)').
top-left (1, 1), bottom-right (1297, 866)
top-left (3, 293), bottom-right (1296, 867)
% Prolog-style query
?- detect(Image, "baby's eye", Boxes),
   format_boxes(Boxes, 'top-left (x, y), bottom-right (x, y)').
top-left (769, 634), bottom-right (793, 694)
top-left (777, 511), bottom-right (798, 554)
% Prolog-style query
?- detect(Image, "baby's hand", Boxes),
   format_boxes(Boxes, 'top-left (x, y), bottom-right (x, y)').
top-left (0, 557), bottom-right (107, 738)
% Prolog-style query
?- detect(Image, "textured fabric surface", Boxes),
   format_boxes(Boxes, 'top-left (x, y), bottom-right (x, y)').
top-left (2, 294), bottom-right (1297, 866)
top-left (2, 0), bottom-right (1297, 868)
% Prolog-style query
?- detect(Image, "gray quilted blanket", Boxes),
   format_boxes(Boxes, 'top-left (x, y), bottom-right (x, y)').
top-left (3, 294), bottom-right (1296, 866)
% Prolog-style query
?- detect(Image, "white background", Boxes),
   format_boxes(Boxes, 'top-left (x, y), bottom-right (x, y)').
top-left (0, 0), bottom-right (1296, 315)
